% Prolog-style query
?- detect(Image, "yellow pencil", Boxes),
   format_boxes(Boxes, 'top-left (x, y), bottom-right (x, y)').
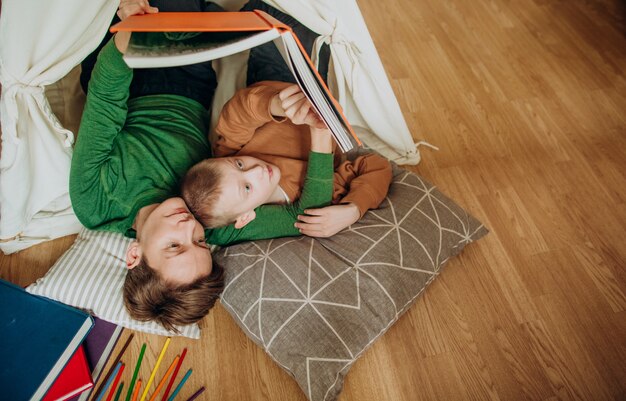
top-left (148, 355), bottom-right (179, 401)
top-left (139, 337), bottom-right (171, 401)
top-left (131, 380), bottom-right (142, 401)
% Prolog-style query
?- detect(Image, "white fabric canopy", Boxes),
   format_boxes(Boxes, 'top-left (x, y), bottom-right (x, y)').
top-left (0, 0), bottom-right (119, 253)
top-left (264, 0), bottom-right (423, 164)
top-left (0, 0), bottom-right (422, 253)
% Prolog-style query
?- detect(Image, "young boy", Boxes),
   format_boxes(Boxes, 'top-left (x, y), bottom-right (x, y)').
top-left (182, 81), bottom-right (393, 238)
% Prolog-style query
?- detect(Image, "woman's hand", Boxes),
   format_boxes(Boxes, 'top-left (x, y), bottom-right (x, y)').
top-left (114, 0), bottom-right (159, 53)
top-left (117, 0), bottom-right (158, 20)
top-left (295, 203), bottom-right (360, 237)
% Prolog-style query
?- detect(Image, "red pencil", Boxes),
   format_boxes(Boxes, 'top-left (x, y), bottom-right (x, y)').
top-left (91, 333), bottom-right (134, 401)
top-left (160, 348), bottom-right (187, 401)
top-left (105, 363), bottom-right (126, 401)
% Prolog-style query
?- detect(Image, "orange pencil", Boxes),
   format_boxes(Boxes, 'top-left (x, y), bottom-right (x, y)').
top-left (148, 355), bottom-right (180, 401)
top-left (140, 337), bottom-right (171, 401)
top-left (131, 380), bottom-right (142, 401)
top-left (161, 348), bottom-right (187, 401)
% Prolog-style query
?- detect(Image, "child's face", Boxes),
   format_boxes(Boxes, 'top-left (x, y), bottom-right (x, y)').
top-left (215, 156), bottom-right (282, 217)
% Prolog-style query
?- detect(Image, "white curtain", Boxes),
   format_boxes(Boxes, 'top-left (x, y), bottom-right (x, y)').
top-left (0, 0), bottom-right (421, 253)
top-left (0, 0), bottom-right (119, 253)
top-left (263, 0), bottom-right (422, 164)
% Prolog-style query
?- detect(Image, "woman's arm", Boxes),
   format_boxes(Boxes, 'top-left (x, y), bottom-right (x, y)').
top-left (206, 87), bottom-right (336, 245)
top-left (69, 0), bottom-right (157, 227)
top-left (206, 151), bottom-right (333, 246)
top-left (295, 153), bottom-right (393, 238)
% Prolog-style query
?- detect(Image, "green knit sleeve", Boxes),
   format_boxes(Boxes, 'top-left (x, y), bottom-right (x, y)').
top-left (71, 38), bottom-right (132, 172)
top-left (206, 151), bottom-right (334, 246)
top-left (69, 37), bottom-right (133, 227)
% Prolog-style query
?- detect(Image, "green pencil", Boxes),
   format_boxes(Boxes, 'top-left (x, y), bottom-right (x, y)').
top-left (113, 382), bottom-right (125, 401)
top-left (125, 343), bottom-right (147, 401)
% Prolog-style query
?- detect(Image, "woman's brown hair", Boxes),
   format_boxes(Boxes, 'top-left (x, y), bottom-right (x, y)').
top-left (123, 257), bottom-right (224, 332)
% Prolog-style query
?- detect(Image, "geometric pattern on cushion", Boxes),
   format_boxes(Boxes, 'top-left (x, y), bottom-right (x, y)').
top-left (216, 168), bottom-right (488, 401)
top-left (26, 229), bottom-right (201, 338)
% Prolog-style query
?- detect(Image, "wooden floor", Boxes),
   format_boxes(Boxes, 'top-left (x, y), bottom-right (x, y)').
top-left (2, 0), bottom-right (626, 400)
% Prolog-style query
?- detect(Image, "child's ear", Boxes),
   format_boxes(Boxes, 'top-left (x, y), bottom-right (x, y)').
top-left (125, 241), bottom-right (142, 269)
top-left (234, 210), bottom-right (257, 229)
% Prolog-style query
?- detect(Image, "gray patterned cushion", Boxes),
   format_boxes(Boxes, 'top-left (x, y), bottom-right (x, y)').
top-left (216, 168), bottom-right (488, 401)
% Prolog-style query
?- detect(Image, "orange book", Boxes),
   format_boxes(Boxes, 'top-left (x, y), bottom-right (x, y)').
top-left (110, 11), bottom-right (361, 152)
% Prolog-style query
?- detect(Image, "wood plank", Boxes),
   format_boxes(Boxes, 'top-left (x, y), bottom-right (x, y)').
top-left (2, 0), bottom-right (625, 399)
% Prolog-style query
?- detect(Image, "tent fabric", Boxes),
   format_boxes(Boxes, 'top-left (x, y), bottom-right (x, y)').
top-left (0, 0), bottom-right (421, 253)
top-left (264, 0), bottom-right (422, 164)
top-left (0, 0), bottom-right (119, 253)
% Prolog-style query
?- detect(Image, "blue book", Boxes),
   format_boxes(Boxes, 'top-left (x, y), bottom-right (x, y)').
top-left (0, 279), bottom-right (94, 401)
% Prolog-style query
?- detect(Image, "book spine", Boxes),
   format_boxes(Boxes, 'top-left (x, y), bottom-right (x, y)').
top-left (253, 9), bottom-right (291, 31)
top-left (286, 31), bottom-right (362, 148)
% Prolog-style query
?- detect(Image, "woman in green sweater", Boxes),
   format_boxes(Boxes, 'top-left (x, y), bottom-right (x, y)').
top-left (70, 0), bottom-right (333, 331)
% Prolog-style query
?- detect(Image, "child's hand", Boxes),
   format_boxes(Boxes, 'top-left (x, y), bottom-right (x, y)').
top-left (275, 85), bottom-right (326, 129)
top-left (295, 203), bottom-right (360, 237)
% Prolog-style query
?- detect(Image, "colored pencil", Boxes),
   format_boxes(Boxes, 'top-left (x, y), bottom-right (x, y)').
top-left (139, 337), bottom-right (172, 401)
top-left (92, 333), bottom-right (134, 401)
top-left (131, 380), bottom-right (142, 401)
top-left (105, 363), bottom-right (125, 401)
top-left (166, 369), bottom-right (192, 401)
top-left (125, 343), bottom-right (147, 401)
top-left (95, 362), bottom-right (122, 401)
top-left (184, 387), bottom-right (205, 401)
top-left (160, 348), bottom-right (187, 401)
top-left (148, 355), bottom-right (180, 401)
top-left (113, 383), bottom-right (125, 401)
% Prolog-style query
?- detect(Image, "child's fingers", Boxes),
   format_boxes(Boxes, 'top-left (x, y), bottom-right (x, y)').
top-left (294, 221), bottom-right (323, 236)
top-left (298, 227), bottom-right (325, 237)
top-left (278, 84), bottom-right (302, 101)
top-left (295, 222), bottom-right (332, 238)
top-left (284, 98), bottom-right (312, 124)
top-left (281, 92), bottom-right (306, 110)
top-left (314, 118), bottom-right (328, 129)
top-left (304, 110), bottom-right (325, 128)
top-left (296, 214), bottom-right (322, 224)
top-left (301, 208), bottom-right (327, 216)
top-left (294, 102), bottom-right (311, 122)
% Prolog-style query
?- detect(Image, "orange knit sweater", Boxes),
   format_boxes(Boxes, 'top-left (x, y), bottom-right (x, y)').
top-left (213, 81), bottom-right (392, 217)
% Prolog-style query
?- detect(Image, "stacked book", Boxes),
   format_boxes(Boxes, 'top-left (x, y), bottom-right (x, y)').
top-left (0, 279), bottom-right (123, 401)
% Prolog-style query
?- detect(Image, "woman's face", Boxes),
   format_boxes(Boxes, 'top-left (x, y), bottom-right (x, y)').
top-left (137, 197), bottom-right (212, 284)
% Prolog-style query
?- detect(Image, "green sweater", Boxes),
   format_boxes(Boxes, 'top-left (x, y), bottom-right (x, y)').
top-left (205, 151), bottom-right (333, 246)
top-left (70, 38), bottom-right (333, 246)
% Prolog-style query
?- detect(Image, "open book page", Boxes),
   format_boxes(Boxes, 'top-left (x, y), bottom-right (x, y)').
top-left (124, 29), bottom-right (280, 68)
top-left (111, 11), bottom-right (359, 151)
top-left (272, 32), bottom-right (358, 153)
